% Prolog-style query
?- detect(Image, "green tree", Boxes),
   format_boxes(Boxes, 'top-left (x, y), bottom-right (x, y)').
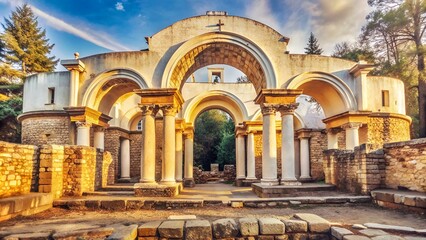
top-left (1, 4), bottom-right (57, 83)
top-left (216, 120), bottom-right (236, 167)
top-left (304, 32), bottom-right (323, 55)
top-left (332, 42), bottom-right (376, 63)
top-left (0, 96), bottom-right (22, 143)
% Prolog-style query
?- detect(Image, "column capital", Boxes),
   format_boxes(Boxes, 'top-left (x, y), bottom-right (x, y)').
top-left (260, 103), bottom-right (279, 115)
top-left (296, 128), bottom-right (312, 139)
top-left (140, 104), bottom-right (158, 116)
top-left (325, 127), bottom-right (343, 134)
top-left (75, 121), bottom-right (91, 128)
top-left (184, 132), bottom-right (194, 139)
top-left (93, 126), bottom-right (105, 132)
top-left (246, 130), bottom-right (257, 135)
top-left (341, 122), bottom-right (363, 130)
top-left (278, 103), bottom-right (299, 116)
top-left (160, 104), bottom-right (178, 116)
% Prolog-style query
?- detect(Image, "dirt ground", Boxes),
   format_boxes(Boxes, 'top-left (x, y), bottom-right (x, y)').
top-left (1, 204), bottom-right (424, 231)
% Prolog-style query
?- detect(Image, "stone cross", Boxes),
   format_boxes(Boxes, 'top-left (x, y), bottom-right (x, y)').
top-left (216, 19), bottom-right (224, 31)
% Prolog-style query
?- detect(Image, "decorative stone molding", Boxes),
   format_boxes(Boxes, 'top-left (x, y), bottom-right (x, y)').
top-left (184, 132), bottom-right (194, 139)
top-left (160, 105), bottom-right (178, 116)
top-left (75, 121), bottom-right (92, 128)
top-left (260, 104), bottom-right (278, 115)
top-left (140, 105), bottom-right (158, 116)
top-left (93, 126), bottom-right (105, 132)
top-left (341, 122), bottom-right (362, 130)
top-left (324, 127), bottom-right (342, 134)
top-left (278, 103), bottom-right (299, 116)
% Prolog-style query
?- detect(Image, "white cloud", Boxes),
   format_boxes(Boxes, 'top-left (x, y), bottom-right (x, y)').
top-left (115, 2), bottom-right (125, 11)
top-left (243, 0), bottom-right (280, 31)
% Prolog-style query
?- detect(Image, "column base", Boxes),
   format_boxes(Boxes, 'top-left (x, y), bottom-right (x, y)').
top-left (183, 178), bottom-right (195, 188)
top-left (134, 183), bottom-right (180, 197)
top-left (117, 177), bottom-right (132, 183)
top-left (280, 178), bottom-right (302, 186)
top-left (260, 179), bottom-right (279, 186)
top-left (139, 180), bottom-right (158, 184)
top-left (160, 180), bottom-right (177, 185)
top-left (299, 176), bottom-right (312, 182)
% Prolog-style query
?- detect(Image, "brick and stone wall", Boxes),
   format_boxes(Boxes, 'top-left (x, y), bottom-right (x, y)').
top-left (104, 128), bottom-right (130, 183)
top-left (21, 115), bottom-right (71, 145)
top-left (309, 130), bottom-right (327, 181)
top-left (38, 145), bottom-right (64, 199)
top-left (95, 150), bottom-right (113, 190)
top-left (0, 141), bottom-right (38, 197)
top-left (367, 114), bottom-right (410, 147)
top-left (383, 138), bottom-right (426, 192)
top-left (129, 132), bottom-right (142, 180)
top-left (323, 144), bottom-right (385, 194)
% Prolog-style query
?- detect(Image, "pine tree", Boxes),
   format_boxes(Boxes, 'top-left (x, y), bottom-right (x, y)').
top-left (0, 4), bottom-right (57, 82)
top-left (304, 32), bottom-right (323, 55)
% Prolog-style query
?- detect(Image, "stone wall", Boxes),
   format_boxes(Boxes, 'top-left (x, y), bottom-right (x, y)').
top-left (129, 132), bottom-right (142, 180)
top-left (383, 138), bottom-right (426, 192)
top-left (367, 114), bottom-right (410, 147)
top-left (95, 151), bottom-right (113, 190)
top-left (155, 118), bottom-right (164, 182)
top-left (309, 130), bottom-right (327, 181)
top-left (21, 115), bottom-right (71, 145)
top-left (38, 145), bottom-right (64, 199)
top-left (0, 141), bottom-right (38, 197)
top-left (104, 128), bottom-right (130, 183)
top-left (323, 144), bottom-right (384, 194)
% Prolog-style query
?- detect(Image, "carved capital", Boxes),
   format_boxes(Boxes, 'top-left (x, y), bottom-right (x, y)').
top-left (93, 126), bottom-right (105, 132)
top-left (184, 132), bottom-right (194, 139)
top-left (160, 105), bottom-right (178, 116)
top-left (75, 121), bottom-right (91, 128)
top-left (260, 104), bottom-right (278, 115)
top-left (341, 122), bottom-right (363, 130)
top-left (278, 103), bottom-right (299, 116)
top-left (140, 105), bottom-right (158, 116)
top-left (325, 127), bottom-right (342, 134)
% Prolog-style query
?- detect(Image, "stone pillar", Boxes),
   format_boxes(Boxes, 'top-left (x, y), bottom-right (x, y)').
top-left (236, 133), bottom-right (246, 180)
top-left (246, 131), bottom-right (257, 180)
top-left (342, 122), bottom-right (362, 150)
top-left (175, 128), bottom-right (183, 182)
top-left (120, 138), bottom-right (131, 180)
top-left (140, 105), bottom-right (158, 183)
top-left (93, 126), bottom-right (105, 150)
top-left (260, 104), bottom-right (278, 185)
top-left (160, 105), bottom-right (177, 184)
top-left (61, 57), bottom-right (85, 107)
top-left (76, 121), bottom-right (91, 146)
top-left (326, 128), bottom-right (339, 149)
top-left (279, 103), bottom-right (301, 185)
top-left (184, 131), bottom-right (195, 187)
top-left (298, 131), bottom-right (311, 181)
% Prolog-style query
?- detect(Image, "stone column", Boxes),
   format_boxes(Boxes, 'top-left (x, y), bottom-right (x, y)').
top-left (298, 132), bottom-right (311, 181)
top-left (140, 105), bottom-right (158, 183)
top-left (236, 133), bottom-right (246, 180)
top-left (61, 57), bottom-right (85, 107)
top-left (260, 104), bottom-right (278, 185)
top-left (184, 131), bottom-right (195, 187)
top-left (160, 105), bottom-right (177, 184)
top-left (76, 121), bottom-right (91, 146)
top-left (93, 126), bottom-right (105, 150)
top-left (246, 131), bottom-right (257, 180)
top-left (279, 103), bottom-right (301, 185)
top-left (326, 128), bottom-right (339, 149)
top-left (175, 128), bottom-right (183, 182)
top-left (120, 138), bottom-right (131, 180)
top-left (342, 122), bottom-right (362, 150)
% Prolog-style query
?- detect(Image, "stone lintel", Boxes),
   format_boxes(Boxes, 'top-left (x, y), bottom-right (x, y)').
top-left (235, 125), bottom-right (246, 137)
top-left (175, 118), bottom-right (185, 131)
top-left (135, 88), bottom-right (184, 109)
top-left (60, 59), bottom-right (85, 72)
top-left (254, 89), bottom-right (303, 105)
top-left (322, 111), bottom-right (371, 129)
top-left (183, 123), bottom-right (194, 138)
top-left (349, 61), bottom-right (375, 77)
top-left (64, 106), bottom-right (112, 127)
top-left (295, 128), bottom-right (312, 139)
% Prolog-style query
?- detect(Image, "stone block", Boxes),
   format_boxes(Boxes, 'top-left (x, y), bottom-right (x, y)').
top-left (288, 233), bottom-right (308, 240)
top-left (415, 197), bottom-right (426, 208)
top-left (138, 221), bottom-right (162, 237)
top-left (331, 227), bottom-right (353, 240)
top-left (283, 219), bottom-right (307, 233)
top-left (370, 235), bottom-right (404, 240)
top-left (185, 220), bottom-right (212, 240)
top-left (212, 218), bottom-right (239, 238)
top-left (158, 220), bottom-right (184, 238)
top-left (239, 218), bottom-right (259, 236)
top-left (231, 201), bottom-right (244, 208)
top-left (101, 200), bottom-right (126, 211)
top-left (275, 235), bottom-right (289, 240)
top-left (294, 213), bottom-right (330, 233)
top-left (258, 218), bottom-right (285, 235)
top-left (126, 200), bottom-right (145, 210)
top-left (3, 232), bottom-right (52, 240)
top-left (85, 200), bottom-right (100, 209)
top-left (52, 227), bottom-right (114, 240)
top-left (256, 236), bottom-right (275, 240)
top-left (343, 236), bottom-right (371, 240)
top-left (107, 224), bottom-right (138, 240)
top-left (359, 229), bottom-right (388, 237)
top-left (403, 196), bottom-right (416, 206)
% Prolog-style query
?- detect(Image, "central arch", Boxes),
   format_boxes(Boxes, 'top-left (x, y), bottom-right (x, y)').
top-left (162, 32), bottom-right (277, 94)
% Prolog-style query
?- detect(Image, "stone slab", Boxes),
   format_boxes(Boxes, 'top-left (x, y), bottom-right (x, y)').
top-left (343, 236), bottom-right (371, 240)
top-left (239, 218), bottom-right (259, 236)
top-left (100, 200), bottom-right (126, 211)
top-left (252, 183), bottom-right (335, 198)
top-left (212, 218), bottom-right (239, 238)
top-left (283, 219), bottom-right (308, 233)
top-left (258, 218), bottom-right (285, 235)
top-left (52, 227), bottom-right (114, 240)
top-left (158, 220), bottom-right (185, 238)
top-left (185, 220), bottom-right (212, 240)
top-left (168, 215), bottom-right (197, 220)
top-left (359, 229), bottom-right (388, 237)
top-left (363, 223), bottom-right (416, 233)
top-left (107, 224), bottom-right (138, 240)
top-left (137, 221), bottom-right (162, 237)
top-left (331, 227), bottom-right (353, 240)
top-left (371, 235), bottom-right (404, 240)
top-left (294, 213), bottom-right (330, 233)
top-left (3, 232), bottom-right (52, 240)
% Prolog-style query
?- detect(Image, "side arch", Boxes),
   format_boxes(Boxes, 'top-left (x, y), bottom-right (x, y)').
top-left (286, 72), bottom-right (357, 117)
top-left (183, 90), bottom-right (249, 124)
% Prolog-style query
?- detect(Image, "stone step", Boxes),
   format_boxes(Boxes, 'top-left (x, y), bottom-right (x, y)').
top-left (101, 185), bottom-right (134, 191)
top-left (252, 183), bottom-right (337, 198)
top-left (83, 191), bottom-right (134, 196)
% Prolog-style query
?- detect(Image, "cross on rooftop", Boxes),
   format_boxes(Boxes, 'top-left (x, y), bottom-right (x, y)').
top-left (217, 20), bottom-right (224, 31)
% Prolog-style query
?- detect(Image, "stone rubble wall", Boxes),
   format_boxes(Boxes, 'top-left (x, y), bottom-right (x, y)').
top-left (193, 165), bottom-right (235, 184)
top-left (0, 141), bottom-right (38, 197)
top-left (367, 114), bottom-right (411, 147)
top-left (309, 130), bottom-right (327, 181)
top-left (95, 151), bottom-right (113, 190)
top-left (383, 138), bottom-right (426, 192)
top-left (38, 145), bottom-right (64, 199)
top-left (21, 116), bottom-right (71, 145)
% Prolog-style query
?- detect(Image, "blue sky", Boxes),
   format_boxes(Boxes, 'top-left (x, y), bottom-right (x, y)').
top-left (0, 0), bottom-right (371, 71)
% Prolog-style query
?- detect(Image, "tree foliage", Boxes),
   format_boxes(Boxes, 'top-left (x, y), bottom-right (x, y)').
top-left (304, 32), bottom-right (323, 55)
top-left (0, 4), bottom-right (58, 83)
top-left (194, 110), bottom-right (235, 170)
top-left (332, 42), bottom-right (376, 63)
top-left (0, 96), bottom-right (22, 143)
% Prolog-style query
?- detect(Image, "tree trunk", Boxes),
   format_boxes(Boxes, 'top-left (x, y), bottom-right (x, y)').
top-left (417, 48), bottom-right (426, 137)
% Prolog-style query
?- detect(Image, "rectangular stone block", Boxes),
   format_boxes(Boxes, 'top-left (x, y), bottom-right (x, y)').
top-left (294, 214), bottom-right (330, 233)
top-left (185, 220), bottom-right (212, 240)
top-left (331, 227), bottom-right (353, 240)
top-left (283, 219), bottom-right (307, 233)
top-left (239, 218), bottom-right (259, 236)
top-left (100, 200), bottom-right (126, 211)
top-left (258, 218), bottom-right (285, 235)
top-left (158, 220), bottom-right (184, 238)
top-left (107, 224), bottom-right (138, 240)
top-left (138, 221), bottom-right (162, 237)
